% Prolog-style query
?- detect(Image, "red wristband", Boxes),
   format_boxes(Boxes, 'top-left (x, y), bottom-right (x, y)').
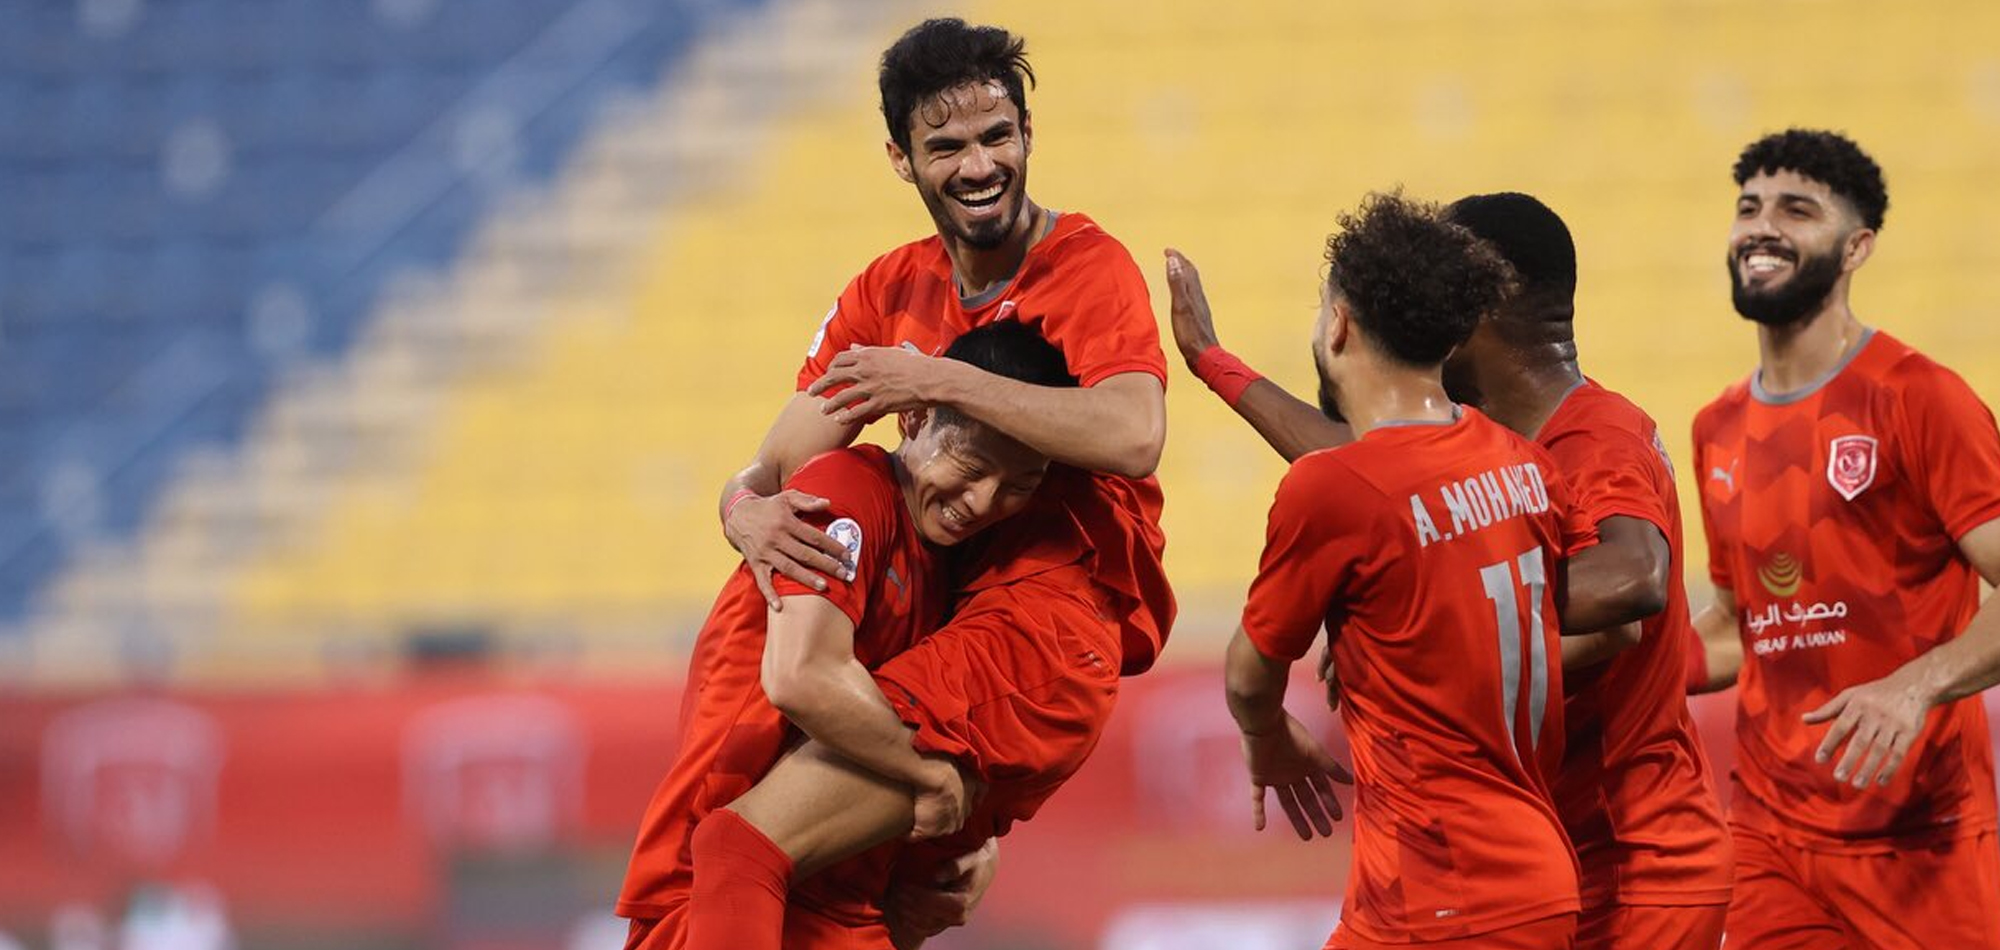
top-left (722, 488), bottom-right (758, 527)
top-left (1192, 346), bottom-right (1264, 407)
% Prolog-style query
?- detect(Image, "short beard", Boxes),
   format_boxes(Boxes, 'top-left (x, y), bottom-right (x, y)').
top-left (1314, 348), bottom-right (1346, 423)
top-left (918, 178), bottom-right (1023, 251)
top-left (1729, 246), bottom-right (1844, 327)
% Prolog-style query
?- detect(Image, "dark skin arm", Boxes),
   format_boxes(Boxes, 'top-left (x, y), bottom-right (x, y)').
top-left (1559, 515), bottom-right (1672, 637)
top-left (1165, 250), bottom-right (1351, 460)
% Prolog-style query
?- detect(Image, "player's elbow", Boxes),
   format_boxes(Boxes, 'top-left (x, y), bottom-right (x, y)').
top-left (1106, 413), bottom-right (1166, 479)
top-left (761, 660), bottom-right (831, 725)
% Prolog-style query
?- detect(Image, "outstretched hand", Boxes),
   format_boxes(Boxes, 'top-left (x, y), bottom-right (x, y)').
top-left (1241, 712), bottom-right (1354, 840)
top-left (1803, 671), bottom-right (1936, 788)
top-left (1164, 249), bottom-right (1221, 368)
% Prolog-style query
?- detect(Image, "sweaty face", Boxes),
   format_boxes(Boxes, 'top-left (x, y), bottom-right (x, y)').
top-left (901, 416), bottom-right (1047, 546)
top-left (1728, 170), bottom-right (1858, 327)
top-left (902, 82), bottom-right (1031, 251)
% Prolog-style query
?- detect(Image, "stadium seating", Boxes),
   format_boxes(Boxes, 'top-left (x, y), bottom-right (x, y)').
top-left (8, 0), bottom-right (1999, 682)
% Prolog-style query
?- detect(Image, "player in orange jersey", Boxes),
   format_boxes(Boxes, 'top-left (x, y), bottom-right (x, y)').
top-left (1687, 129), bottom-right (2000, 949)
top-left (1170, 192), bottom-right (1734, 949)
top-left (616, 322), bottom-right (1072, 950)
top-left (1221, 191), bottom-right (1588, 950)
top-left (637, 18), bottom-right (1177, 950)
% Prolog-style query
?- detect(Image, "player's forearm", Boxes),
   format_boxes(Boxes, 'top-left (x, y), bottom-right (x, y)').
top-left (1559, 518), bottom-right (1670, 634)
top-left (1900, 595), bottom-right (2000, 707)
top-left (765, 658), bottom-right (933, 788)
top-left (1227, 379), bottom-right (1352, 463)
top-left (1690, 601), bottom-right (1743, 693)
top-left (1560, 623), bottom-right (1643, 671)
top-left (934, 365), bottom-right (1164, 478)
top-left (1225, 629), bottom-right (1292, 736)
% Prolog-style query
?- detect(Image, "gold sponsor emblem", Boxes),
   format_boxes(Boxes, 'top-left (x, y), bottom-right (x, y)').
top-left (1758, 552), bottom-right (1802, 598)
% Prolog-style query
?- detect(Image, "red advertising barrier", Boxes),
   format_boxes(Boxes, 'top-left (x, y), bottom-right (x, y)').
top-left (1, 669), bottom-right (1993, 950)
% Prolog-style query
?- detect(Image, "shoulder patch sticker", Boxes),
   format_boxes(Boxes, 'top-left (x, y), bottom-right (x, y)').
top-left (826, 517), bottom-right (864, 567)
top-left (807, 302), bottom-right (838, 359)
top-left (1827, 434), bottom-right (1878, 501)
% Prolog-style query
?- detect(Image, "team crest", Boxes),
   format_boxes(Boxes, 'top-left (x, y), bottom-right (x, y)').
top-left (1826, 434), bottom-right (1878, 501)
top-left (826, 517), bottom-right (864, 567)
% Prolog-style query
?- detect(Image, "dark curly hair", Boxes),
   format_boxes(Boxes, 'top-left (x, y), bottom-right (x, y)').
top-left (1733, 129), bottom-right (1887, 231)
top-left (879, 19), bottom-right (1035, 154)
top-left (1325, 192), bottom-right (1517, 367)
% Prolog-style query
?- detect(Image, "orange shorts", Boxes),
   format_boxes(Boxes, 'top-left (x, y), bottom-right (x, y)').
top-left (873, 564), bottom-right (1122, 843)
top-left (1574, 902), bottom-right (1724, 950)
top-left (1725, 822), bottom-right (2000, 950)
top-left (1328, 913), bottom-right (1576, 949)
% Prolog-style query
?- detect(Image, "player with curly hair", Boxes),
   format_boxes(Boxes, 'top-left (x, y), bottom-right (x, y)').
top-left (1688, 129), bottom-right (2000, 948)
top-left (1221, 192), bottom-right (1597, 950)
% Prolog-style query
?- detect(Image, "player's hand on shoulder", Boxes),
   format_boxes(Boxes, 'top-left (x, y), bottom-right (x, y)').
top-left (808, 344), bottom-right (952, 427)
top-left (909, 754), bottom-right (977, 841)
top-left (725, 490), bottom-right (854, 610)
top-left (1240, 712), bottom-right (1353, 841)
top-left (1803, 669), bottom-right (1938, 788)
top-left (885, 837), bottom-right (999, 946)
top-left (1163, 248), bottom-right (1220, 367)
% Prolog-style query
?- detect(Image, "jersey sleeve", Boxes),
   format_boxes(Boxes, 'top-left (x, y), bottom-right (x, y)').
top-left (1029, 236), bottom-right (1168, 388)
top-left (1896, 364), bottom-right (2000, 540)
top-left (1241, 455), bottom-right (1370, 662)
top-left (768, 451), bottom-right (896, 626)
top-left (796, 268), bottom-right (888, 391)
top-left (1690, 423), bottom-right (1734, 592)
top-left (1548, 427), bottom-right (1675, 540)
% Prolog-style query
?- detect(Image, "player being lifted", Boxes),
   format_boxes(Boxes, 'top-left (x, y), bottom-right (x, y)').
top-left (618, 17), bottom-right (1178, 950)
top-left (1687, 129), bottom-right (2000, 949)
top-left (1220, 192), bottom-right (1591, 950)
top-left (616, 323), bottom-right (1070, 950)
top-left (1170, 192), bottom-right (1735, 949)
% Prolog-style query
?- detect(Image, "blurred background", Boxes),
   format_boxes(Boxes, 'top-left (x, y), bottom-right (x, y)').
top-left (3, 0), bottom-right (1998, 947)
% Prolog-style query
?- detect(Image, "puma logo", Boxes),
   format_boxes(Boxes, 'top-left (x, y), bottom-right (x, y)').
top-left (1709, 459), bottom-right (1739, 493)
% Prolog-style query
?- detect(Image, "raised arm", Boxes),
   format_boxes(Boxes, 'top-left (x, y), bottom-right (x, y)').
top-left (1165, 249), bottom-right (1350, 462)
top-left (762, 594), bottom-right (967, 838)
top-left (1805, 519), bottom-right (2000, 787)
top-left (718, 393), bottom-right (865, 609)
top-left (810, 350), bottom-right (1164, 479)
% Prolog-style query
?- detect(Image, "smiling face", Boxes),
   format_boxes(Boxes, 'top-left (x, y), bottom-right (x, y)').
top-left (1728, 169), bottom-right (1871, 326)
top-left (897, 411), bottom-right (1048, 545)
top-left (888, 80), bottom-right (1033, 251)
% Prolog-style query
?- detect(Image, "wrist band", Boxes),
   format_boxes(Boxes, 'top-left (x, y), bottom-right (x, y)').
top-left (1192, 346), bottom-right (1263, 407)
top-left (722, 488), bottom-right (758, 527)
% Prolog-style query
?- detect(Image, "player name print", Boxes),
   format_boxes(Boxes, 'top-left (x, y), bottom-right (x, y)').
top-left (1408, 461), bottom-right (1553, 548)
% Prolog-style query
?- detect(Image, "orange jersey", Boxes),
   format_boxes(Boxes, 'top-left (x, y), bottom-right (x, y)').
top-left (797, 212), bottom-right (1173, 673)
top-left (1693, 330), bottom-right (2000, 847)
top-left (617, 446), bottom-right (943, 930)
top-left (1243, 409), bottom-right (1592, 943)
top-left (1538, 380), bottom-right (1732, 908)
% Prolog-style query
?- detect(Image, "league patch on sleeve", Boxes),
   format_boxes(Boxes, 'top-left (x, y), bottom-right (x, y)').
top-left (807, 302), bottom-right (838, 358)
top-left (826, 517), bottom-right (864, 567)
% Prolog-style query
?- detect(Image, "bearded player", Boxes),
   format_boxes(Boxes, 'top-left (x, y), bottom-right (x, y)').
top-left (627, 17), bottom-right (1177, 950)
top-left (1225, 191), bottom-right (1592, 950)
top-left (1686, 129), bottom-right (2000, 949)
top-left (1170, 192), bottom-right (1734, 947)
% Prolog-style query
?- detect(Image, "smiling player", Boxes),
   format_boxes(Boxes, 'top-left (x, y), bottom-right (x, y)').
top-left (1689, 129), bottom-right (2000, 950)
